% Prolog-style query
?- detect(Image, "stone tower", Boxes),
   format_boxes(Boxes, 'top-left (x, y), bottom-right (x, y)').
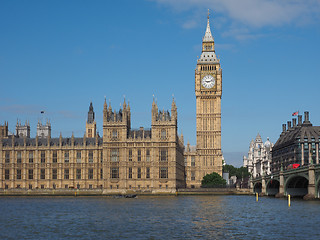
top-left (0, 122), bottom-right (9, 138)
top-left (16, 120), bottom-right (30, 138)
top-left (36, 120), bottom-right (51, 138)
top-left (86, 102), bottom-right (97, 138)
top-left (195, 11), bottom-right (222, 180)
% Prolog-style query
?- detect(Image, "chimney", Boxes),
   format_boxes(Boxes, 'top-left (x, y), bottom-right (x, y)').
top-left (282, 124), bottom-right (286, 132)
top-left (304, 111), bottom-right (310, 123)
top-left (292, 118), bottom-right (297, 128)
top-left (287, 121), bottom-right (291, 130)
top-left (298, 115), bottom-right (302, 126)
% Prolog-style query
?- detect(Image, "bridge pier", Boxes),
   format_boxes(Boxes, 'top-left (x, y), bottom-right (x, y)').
top-left (304, 165), bottom-right (316, 200)
top-left (262, 175), bottom-right (266, 195)
top-left (276, 169), bottom-right (284, 198)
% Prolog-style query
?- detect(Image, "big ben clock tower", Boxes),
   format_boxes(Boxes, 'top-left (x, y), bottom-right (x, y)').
top-left (195, 11), bottom-right (222, 181)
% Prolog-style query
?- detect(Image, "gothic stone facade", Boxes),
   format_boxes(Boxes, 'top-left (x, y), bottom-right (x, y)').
top-left (0, 99), bottom-right (185, 193)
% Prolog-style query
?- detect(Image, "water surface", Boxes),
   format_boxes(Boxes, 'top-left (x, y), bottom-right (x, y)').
top-left (0, 195), bottom-right (319, 239)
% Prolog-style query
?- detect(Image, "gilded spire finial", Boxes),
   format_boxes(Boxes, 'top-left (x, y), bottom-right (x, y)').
top-left (208, 9), bottom-right (210, 20)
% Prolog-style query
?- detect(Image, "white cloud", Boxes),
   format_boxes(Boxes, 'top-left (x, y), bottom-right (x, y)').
top-left (152, 0), bottom-right (320, 27)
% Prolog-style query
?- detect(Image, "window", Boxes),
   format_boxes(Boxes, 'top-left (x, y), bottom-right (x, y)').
top-left (64, 169), bottom-right (69, 179)
top-left (64, 152), bottom-right (69, 163)
top-left (41, 185), bottom-right (44, 189)
top-left (111, 149), bottom-right (119, 162)
top-left (28, 169), bottom-right (33, 180)
top-left (128, 149), bottom-right (132, 161)
top-left (100, 169), bottom-right (103, 179)
top-left (52, 169), bottom-right (57, 179)
top-left (160, 149), bottom-right (168, 161)
top-left (191, 156), bottom-right (195, 167)
top-left (76, 151), bottom-right (81, 163)
top-left (161, 129), bottom-right (166, 139)
top-left (88, 129), bottom-right (92, 138)
top-left (128, 167), bottom-right (132, 179)
top-left (112, 130), bottom-right (118, 138)
top-left (5, 152), bottom-right (10, 163)
top-left (146, 167), bottom-right (150, 179)
top-left (29, 151), bottom-right (34, 163)
top-left (88, 168), bottom-right (93, 179)
top-left (29, 184), bottom-right (32, 189)
top-left (111, 167), bottom-right (119, 179)
top-left (17, 169), bottom-right (21, 179)
top-left (5, 169), bottom-right (9, 180)
top-left (41, 151), bottom-right (45, 163)
top-left (52, 151), bottom-right (57, 163)
top-left (76, 169), bottom-right (81, 179)
top-left (65, 185), bottom-right (68, 189)
top-left (17, 151), bottom-right (22, 163)
top-left (100, 151), bottom-right (103, 163)
top-left (40, 169), bottom-right (45, 179)
top-left (191, 171), bottom-right (195, 181)
top-left (184, 156), bottom-right (187, 166)
top-left (146, 149), bottom-right (150, 161)
top-left (137, 167), bottom-right (141, 179)
top-left (89, 184), bottom-right (93, 189)
top-left (89, 151), bottom-right (93, 163)
top-left (160, 167), bottom-right (168, 179)
top-left (138, 149), bottom-right (141, 162)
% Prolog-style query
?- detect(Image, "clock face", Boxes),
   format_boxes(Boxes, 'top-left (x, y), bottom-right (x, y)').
top-left (201, 75), bottom-right (215, 89)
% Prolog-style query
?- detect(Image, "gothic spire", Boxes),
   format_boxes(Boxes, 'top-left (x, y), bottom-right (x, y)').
top-left (87, 102), bottom-right (95, 124)
top-left (203, 9), bottom-right (214, 42)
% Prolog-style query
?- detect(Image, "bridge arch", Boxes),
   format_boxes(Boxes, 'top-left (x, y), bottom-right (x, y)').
top-left (253, 182), bottom-right (262, 193)
top-left (266, 179), bottom-right (279, 196)
top-left (285, 174), bottom-right (308, 197)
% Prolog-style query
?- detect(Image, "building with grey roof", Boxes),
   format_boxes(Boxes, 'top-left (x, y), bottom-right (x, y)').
top-left (271, 111), bottom-right (320, 172)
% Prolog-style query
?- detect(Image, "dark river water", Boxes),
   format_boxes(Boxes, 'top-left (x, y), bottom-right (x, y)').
top-left (0, 195), bottom-right (319, 239)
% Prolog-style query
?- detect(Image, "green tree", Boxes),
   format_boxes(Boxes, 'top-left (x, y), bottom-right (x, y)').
top-left (201, 172), bottom-right (226, 187)
top-left (223, 164), bottom-right (250, 179)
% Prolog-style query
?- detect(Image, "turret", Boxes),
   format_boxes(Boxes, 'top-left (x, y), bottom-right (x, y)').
top-left (37, 120), bottom-right (51, 138)
top-left (171, 97), bottom-right (177, 121)
top-left (86, 102), bottom-right (96, 138)
top-left (16, 120), bottom-right (30, 138)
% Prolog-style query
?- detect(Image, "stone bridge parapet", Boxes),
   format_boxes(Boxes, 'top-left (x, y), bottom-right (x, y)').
top-left (250, 164), bottom-right (320, 199)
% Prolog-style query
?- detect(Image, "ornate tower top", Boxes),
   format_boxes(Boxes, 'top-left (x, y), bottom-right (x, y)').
top-left (203, 9), bottom-right (214, 43)
top-left (87, 102), bottom-right (95, 124)
top-left (198, 10), bottom-right (218, 63)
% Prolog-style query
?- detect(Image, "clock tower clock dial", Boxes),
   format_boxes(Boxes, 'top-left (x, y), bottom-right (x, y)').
top-left (194, 10), bottom-right (223, 185)
top-left (201, 74), bottom-right (215, 89)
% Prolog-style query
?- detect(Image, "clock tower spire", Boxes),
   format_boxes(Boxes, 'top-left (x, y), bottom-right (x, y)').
top-left (194, 10), bottom-right (222, 185)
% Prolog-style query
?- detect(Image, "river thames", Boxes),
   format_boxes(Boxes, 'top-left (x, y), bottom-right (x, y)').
top-left (0, 195), bottom-right (319, 239)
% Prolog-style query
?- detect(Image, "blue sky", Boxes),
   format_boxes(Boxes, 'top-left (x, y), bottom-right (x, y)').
top-left (1, 0), bottom-right (320, 166)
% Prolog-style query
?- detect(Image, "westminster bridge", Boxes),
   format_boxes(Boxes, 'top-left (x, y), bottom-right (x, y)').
top-left (250, 164), bottom-right (320, 199)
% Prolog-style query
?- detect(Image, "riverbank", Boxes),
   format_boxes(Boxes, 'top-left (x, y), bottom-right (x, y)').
top-left (0, 188), bottom-right (252, 196)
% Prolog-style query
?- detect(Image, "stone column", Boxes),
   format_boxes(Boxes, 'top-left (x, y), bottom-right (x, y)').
top-left (309, 143), bottom-right (312, 165)
top-left (304, 164), bottom-right (315, 200)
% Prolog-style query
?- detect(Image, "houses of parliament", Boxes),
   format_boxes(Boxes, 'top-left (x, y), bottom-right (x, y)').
top-left (0, 14), bottom-right (222, 194)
